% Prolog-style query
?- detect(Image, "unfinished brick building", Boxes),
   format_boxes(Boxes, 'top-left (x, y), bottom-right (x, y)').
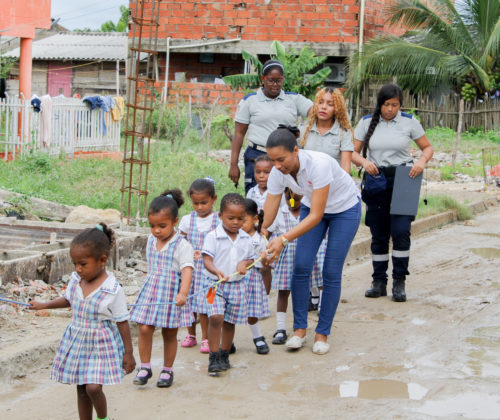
top-left (130, 0), bottom-right (402, 107)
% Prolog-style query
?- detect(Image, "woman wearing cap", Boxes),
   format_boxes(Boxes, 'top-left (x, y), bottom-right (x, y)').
top-left (262, 126), bottom-right (361, 355)
top-left (228, 60), bottom-right (313, 194)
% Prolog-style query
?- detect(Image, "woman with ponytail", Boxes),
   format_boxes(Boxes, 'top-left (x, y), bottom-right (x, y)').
top-left (351, 83), bottom-right (434, 302)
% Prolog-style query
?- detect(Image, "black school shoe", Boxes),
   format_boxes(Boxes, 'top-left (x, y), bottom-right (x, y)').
top-left (253, 336), bottom-right (270, 354)
top-left (230, 342), bottom-right (236, 354)
top-left (156, 370), bottom-right (174, 388)
top-left (218, 350), bottom-right (231, 370)
top-left (272, 329), bottom-right (288, 345)
top-left (208, 352), bottom-right (222, 375)
top-left (133, 367), bottom-right (152, 385)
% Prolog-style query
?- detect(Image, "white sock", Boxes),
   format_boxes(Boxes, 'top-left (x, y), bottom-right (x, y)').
top-left (311, 286), bottom-right (320, 297)
top-left (276, 312), bottom-right (287, 331)
top-left (318, 289), bottom-right (323, 312)
top-left (249, 322), bottom-right (265, 346)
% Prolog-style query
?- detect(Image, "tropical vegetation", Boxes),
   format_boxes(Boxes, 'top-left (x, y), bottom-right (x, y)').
top-left (347, 0), bottom-right (500, 100)
top-left (223, 40), bottom-right (332, 98)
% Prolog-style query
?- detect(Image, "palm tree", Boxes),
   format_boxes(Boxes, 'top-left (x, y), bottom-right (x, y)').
top-left (347, 0), bottom-right (500, 97)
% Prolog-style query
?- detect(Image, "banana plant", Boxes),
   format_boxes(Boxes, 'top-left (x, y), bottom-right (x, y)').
top-left (223, 40), bottom-right (332, 98)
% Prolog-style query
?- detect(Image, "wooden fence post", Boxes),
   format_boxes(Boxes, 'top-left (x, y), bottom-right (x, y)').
top-left (452, 98), bottom-right (464, 166)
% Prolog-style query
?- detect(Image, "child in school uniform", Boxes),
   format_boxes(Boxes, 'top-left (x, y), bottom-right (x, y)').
top-left (130, 189), bottom-right (194, 388)
top-left (30, 223), bottom-right (136, 420)
top-left (242, 198), bottom-right (270, 354)
top-left (178, 178), bottom-right (219, 353)
top-left (246, 154), bottom-right (274, 211)
top-left (269, 188), bottom-right (325, 344)
top-left (202, 193), bottom-right (254, 375)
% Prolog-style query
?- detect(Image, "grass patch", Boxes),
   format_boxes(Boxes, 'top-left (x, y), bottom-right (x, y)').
top-left (426, 127), bottom-right (499, 154)
top-left (416, 194), bottom-right (472, 220)
top-left (0, 143), bottom-right (243, 219)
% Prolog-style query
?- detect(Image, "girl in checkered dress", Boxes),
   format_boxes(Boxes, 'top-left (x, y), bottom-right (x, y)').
top-left (242, 198), bottom-right (270, 354)
top-left (178, 178), bottom-right (219, 353)
top-left (202, 193), bottom-right (255, 375)
top-left (130, 189), bottom-right (194, 388)
top-left (30, 224), bottom-right (136, 420)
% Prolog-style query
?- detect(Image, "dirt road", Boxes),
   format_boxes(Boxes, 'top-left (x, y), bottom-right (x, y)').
top-left (1, 207), bottom-right (499, 419)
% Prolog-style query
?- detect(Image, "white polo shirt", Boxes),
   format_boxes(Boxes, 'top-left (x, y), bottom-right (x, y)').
top-left (250, 232), bottom-right (266, 269)
top-left (267, 150), bottom-right (359, 214)
top-left (354, 111), bottom-right (425, 167)
top-left (235, 88), bottom-right (312, 147)
top-left (202, 224), bottom-right (255, 282)
top-left (300, 121), bottom-right (354, 163)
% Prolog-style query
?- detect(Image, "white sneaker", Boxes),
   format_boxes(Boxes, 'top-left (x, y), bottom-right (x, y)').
top-left (312, 341), bottom-right (330, 355)
top-left (285, 335), bottom-right (306, 349)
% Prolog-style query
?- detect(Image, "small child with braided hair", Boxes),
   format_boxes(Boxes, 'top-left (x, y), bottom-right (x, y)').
top-left (178, 177), bottom-right (219, 353)
top-left (30, 223), bottom-right (136, 420)
top-left (242, 198), bottom-right (271, 354)
top-left (130, 188), bottom-right (194, 388)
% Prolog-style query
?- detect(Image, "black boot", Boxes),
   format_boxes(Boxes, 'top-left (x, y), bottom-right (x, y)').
top-left (208, 352), bottom-right (222, 375)
top-left (218, 350), bottom-right (230, 370)
top-left (392, 278), bottom-right (406, 302)
top-left (365, 281), bottom-right (387, 298)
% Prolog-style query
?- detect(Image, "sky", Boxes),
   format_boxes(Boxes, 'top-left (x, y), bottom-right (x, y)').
top-left (51, 0), bottom-right (129, 31)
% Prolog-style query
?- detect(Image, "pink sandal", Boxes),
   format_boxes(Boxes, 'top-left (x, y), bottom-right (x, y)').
top-left (181, 334), bottom-right (197, 347)
top-left (200, 339), bottom-right (210, 353)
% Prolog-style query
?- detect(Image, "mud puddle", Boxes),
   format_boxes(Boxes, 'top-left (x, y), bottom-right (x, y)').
top-left (468, 248), bottom-right (500, 258)
top-left (336, 379), bottom-right (428, 400)
top-left (464, 326), bottom-right (500, 378)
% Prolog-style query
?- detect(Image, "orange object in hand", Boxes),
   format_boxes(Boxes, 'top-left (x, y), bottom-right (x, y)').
top-left (206, 287), bottom-right (216, 304)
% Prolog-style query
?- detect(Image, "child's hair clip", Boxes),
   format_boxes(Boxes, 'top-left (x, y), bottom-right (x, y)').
top-left (166, 194), bottom-right (173, 198)
top-left (289, 197), bottom-right (295, 207)
top-left (95, 224), bottom-right (104, 231)
top-left (204, 176), bottom-right (216, 186)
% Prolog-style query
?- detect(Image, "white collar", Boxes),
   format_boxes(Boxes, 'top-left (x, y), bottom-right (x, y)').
top-left (214, 223), bottom-right (250, 240)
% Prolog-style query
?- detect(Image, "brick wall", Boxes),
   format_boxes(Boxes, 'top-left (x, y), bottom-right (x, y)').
top-left (130, 0), bottom-right (402, 44)
top-left (364, 0), bottom-right (405, 39)
top-left (159, 81), bottom-right (245, 111)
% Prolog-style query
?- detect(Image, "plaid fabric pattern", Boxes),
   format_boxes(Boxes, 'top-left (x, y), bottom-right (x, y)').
top-left (130, 235), bottom-right (194, 328)
top-left (310, 236), bottom-right (327, 288)
top-left (245, 268), bottom-right (270, 318)
top-left (272, 211), bottom-right (298, 291)
top-left (186, 212), bottom-right (219, 315)
top-left (207, 278), bottom-right (248, 325)
top-left (51, 277), bottom-right (125, 385)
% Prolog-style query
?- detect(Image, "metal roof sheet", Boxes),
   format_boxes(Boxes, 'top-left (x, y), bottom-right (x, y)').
top-left (2, 32), bottom-right (127, 61)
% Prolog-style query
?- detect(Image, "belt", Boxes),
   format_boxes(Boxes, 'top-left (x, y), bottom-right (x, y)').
top-left (248, 142), bottom-right (267, 153)
top-left (379, 161), bottom-right (413, 177)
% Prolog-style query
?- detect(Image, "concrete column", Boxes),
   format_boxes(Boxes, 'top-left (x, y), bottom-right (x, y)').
top-left (19, 37), bottom-right (33, 99)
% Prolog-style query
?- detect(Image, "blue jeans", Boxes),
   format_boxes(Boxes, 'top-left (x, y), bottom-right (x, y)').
top-left (291, 200), bottom-right (361, 336)
top-left (243, 146), bottom-right (265, 194)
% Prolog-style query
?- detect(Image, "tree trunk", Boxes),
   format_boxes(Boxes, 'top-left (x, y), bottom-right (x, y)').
top-left (451, 98), bottom-right (464, 166)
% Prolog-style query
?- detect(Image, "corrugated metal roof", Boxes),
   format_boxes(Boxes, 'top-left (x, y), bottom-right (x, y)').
top-left (2, 32), bottom-right (127, 61)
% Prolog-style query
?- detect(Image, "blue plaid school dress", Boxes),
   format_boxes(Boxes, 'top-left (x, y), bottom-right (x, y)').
top-left (186, 212), bottom-right (219, 315)
top-left (51, 274), bottom-right (125, 385)
top-left (310, 236), bottom-right (327, 288)
top-left (245, 234), bottom-right (270, 319)
top-left (130, 234), bottom-right (194, 328)
top-left (272, 210), bottom-right (298, 291)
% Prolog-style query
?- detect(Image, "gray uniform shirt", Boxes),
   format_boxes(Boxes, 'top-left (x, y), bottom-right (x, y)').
top-left (354, 111), bottom-right (425, 167)
top-left (235, 88), bottom-right (312, 147)
top-left (300, 121), bottom-right (354, 164)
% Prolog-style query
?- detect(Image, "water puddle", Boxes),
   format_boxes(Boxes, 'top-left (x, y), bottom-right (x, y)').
top-left (465, 326), bottom-right (500, 378)
top-left (335, 380), bottom-right (427, 400)
top-left (468, 248), bottom-right (500, 259)
top-left (417, 393), bottom-right (500, 419)
top-left (363, 364), bottom-right (404, 376)
top-left (471, 232), bottom-right (500, 239)
top-left (351, 312), bottom-right (392, 322)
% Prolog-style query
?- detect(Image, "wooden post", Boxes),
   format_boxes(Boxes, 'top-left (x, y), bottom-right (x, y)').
top-left (116, 60), bottom-right (120, 96)
top-left (452, 98), bottom-right (464, 166)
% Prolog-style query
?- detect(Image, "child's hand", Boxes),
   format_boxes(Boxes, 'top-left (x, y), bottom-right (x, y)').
top-left (122, 352), bottom-right (136, 374)
top-left (28, 301), bottom-right (46, 310)
top-left (260, 250), bottom-right (269, 265)
top-left (175, 292), bottom-right (187, 307)
top-left (237, 261), bottom-right (248, 276)
top-left (260, 227), bottom-right (270, 239)
top-left (193, 250), bottom-right (202, 260)
top-left (216, 270), bottom-right (228, 282)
